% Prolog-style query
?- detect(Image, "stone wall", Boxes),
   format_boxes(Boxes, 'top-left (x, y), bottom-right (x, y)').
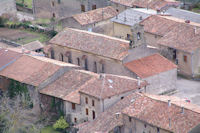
top-left (0, 0), bottom-right (17, 16)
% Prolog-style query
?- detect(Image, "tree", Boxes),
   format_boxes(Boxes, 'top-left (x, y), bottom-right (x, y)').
top-left (53, 116), bottom-right (69, 132)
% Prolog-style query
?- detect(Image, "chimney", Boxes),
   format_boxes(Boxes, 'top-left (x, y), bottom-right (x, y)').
top-left (185, 20), bottom-right (190, 23)
top-left (181, 106), bottom-right (184, 114)
top-left (168, 100), bottom-right (171, 107)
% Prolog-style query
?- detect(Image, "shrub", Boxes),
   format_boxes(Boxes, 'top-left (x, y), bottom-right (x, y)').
top-left (53, 116), bottom-right (69, 132)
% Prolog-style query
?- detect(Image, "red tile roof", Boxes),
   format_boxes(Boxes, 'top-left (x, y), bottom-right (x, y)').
top-left (73, 6), bottom-right (117, 26)
top-left (0, 55), bottom-right (61, 86)
top-left (111, 0), bottom-right (179, 10)
top-left (157, 23), bottom-right (200, 53)
top-left (40, 70), bottom-right (97, 104)
top-left (124, 54), bottom-right (177, 78)
top-left (140, 15), bottom-right (179, 36)
top-left (77, 93), bottom-right (142, 133)
top-left (122, 93), bottom-right (200, 133)
top-left (49, 28), bottom-right (129, 61)
top-left (0, 48), bottom-right (22, 71)
top-left (79, 74), bottom-right (147, 99)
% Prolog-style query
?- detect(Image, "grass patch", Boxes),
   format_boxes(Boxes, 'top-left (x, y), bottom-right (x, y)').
top-left (16, 0), bottom-right (33, 9)
top-left (32, 18), bottom-right (51, 25)
top-left (41, 126), bottom-right (61, 133)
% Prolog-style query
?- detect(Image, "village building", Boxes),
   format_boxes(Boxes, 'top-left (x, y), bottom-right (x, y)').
top-left (111, 8), bottom-right (156, 40)
top-left (0, 49), bottom-right (79, 111)
top-left (124, 53), bottom-right (177, 94)
top-left (46, 28), bottom-right (158, 77)
top-left (60, 6), bottom-right (117, 33)
top-left (110, 0), bottom-right (180, 13)
top-left (122, 93), bottom-right (200, 133)
top-left (77, 92), bottom-right (141, 133)
top-left (22, 40), bottom-right (44, 53)
top-left (39, 68), bottom-right (147, 124)
top-left (157, 22), bottom-right (200, 78)
top-left (165, 7), bottom-right (200, 24)
top-left (32, 0), bottom-right (109, 19)
top-left (0, 0), bottom-right (16, 16)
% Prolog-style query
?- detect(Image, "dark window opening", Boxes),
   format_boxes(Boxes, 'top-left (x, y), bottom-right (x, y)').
top-left (85, 97), bottom-right (88, 104)
top-left (52, 1), bottom-right (55, 6)
top-left (72, 103), bottom-right (76, 110)
top-left (127, 34), bottom-right (130, 40)
top-left (94, 62), bottom-right (97, 73)
top-left (51, 49), bottom-right (55, 59)
top-left (77, 58), bottom-right (80, 66)
top-left (92, 100), bottom-right (95, 106)
top-left (137, 32), bottom-right (141, 40)
top-left (81, 4), bottom-right (85, 12)
top-left (68, 53), bottom-right (72, 63)
top-left (92, 111), bottom-right (95, 119)
top-left (84, 58), bottom-right (88, 70)
top-left (183, 55), bottom-right (187, 62)
top-left (74, 117), bottom-right (77, 123)
top-left (53, 13), bottom-right (55, 18)
top-left (121, 97), bottom-right (124, 100)
top-left (101, 64), bottom-right (105, 73)
top-left (129, 117), bottom-right (131, 122)
top-left (92, 5), bottom-right (96, 10)
top-left (60, 53), bottom-right (64, 61)
top-left (86, 108), bottom-right (88, 115)
top-left (157, 128), bottom-right (160, 133)
top-left (58, 0), bottom-right (61, 4)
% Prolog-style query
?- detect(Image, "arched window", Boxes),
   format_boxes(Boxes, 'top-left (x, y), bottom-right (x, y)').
top-left (65, 51), bottom-right (72, 63)
top-left (137, 32), bottom-right (141, 40)
top-left (84, 58), bottom-right (88, 70)
top-left (93, 61), bottom-right (97, 73)
top-left (77, 58), bottom-right (80, 66)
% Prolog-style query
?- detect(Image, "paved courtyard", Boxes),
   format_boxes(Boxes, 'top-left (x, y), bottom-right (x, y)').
top-left (173, 77), bottom-right (200, 106)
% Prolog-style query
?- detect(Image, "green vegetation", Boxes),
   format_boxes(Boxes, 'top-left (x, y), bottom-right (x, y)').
top-left (16, 0), bottom-right (33, 9)
top-left (33, 18), bottom-right (51, 25)
top-left (53, 116), bottom-right (69, 130)
top-left (192, 3), bottom-right (200, 13)
top-left (42, 126), bottom-right (61, 133)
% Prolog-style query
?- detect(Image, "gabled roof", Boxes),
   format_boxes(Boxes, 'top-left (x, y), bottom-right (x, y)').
top-left (49, 28), bottom-right (129, 61)
top-left (0, 55), bottom-right (62, 87)
top-left (122, 93), bottom-right (200, 133)
top-left (110, 0), bottom-right (180, 10)
top-left (39, 70), bottom-right (97, 104)
top-left (157, 23), bottom-right (200, 53)
top-left (140, 15), bottom-right (179, 36)
top-left (22, 40), bottom-right (44, 51)
top-left (124, 53), bottom-right (177, 78)
top-left (111, 8), bottom-right (156, 26)
top-left (73, 6), bottom-right (117, 26)
top-left (166, 7), bottom-right (200, 24)
top-left (77, 93), bottom-right (142, 133)
top-left (79, 74), bottom-right (147, 99)
top-left (0, 48), bottom-right (22, 71)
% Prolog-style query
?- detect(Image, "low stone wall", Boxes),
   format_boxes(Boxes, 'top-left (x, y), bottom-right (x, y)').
top-left (0, 38), bottom-right (21, 47)
top-left (16, 5), bottom-right (33, 14)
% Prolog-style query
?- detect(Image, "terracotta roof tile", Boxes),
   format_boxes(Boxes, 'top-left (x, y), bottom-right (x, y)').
top-left (49, 28), bottom-right (129, 60)
top-left (73, 6), bottom-right (117, 26)
top-left (122, 94), bottom-right (200, 133)
top-left (124, 54), bottom-right (177, 78)
top-left (22, 40), bottom-right (44, 51)
top-left (0, 55), bottom-right (61, 86)
top-left (39, 70), bottom-right (96, 104)
top-left (157, 23), bottom-right (200, 53)
top-left (0, 48), bottom-right (22, 71)
top-left (79, 74), bottom-right (147, 99)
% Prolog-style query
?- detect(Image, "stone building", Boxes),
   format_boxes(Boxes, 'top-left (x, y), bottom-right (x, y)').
top-left (110, 0), bottom-right (180, 13)
top-left (0, 49), bottom-right (79, 112)
top-left (122, 93), bottom-right (200, 133)
top-left (60, 6), bottom-right (117, 33)
top-left (111, 8), bottom-right (156, 40)
top-left (0, 0), bottom-right (16, 16)
top-left (157, 23), bottom-right (200, 78)
top-left (22, 40), bottom-right (44, 53)
top-left (32, 0), bottom-right (109, 19)
top-left (124, 53), bottom-right (177, 94)
top-left (39, 69), bottom-right (147, 124)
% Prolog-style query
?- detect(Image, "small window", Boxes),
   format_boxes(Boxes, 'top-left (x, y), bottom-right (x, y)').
top-left (72, 103), bottom-right (76, 110)
top-left (60, 53), bottom-right (64, 61)
top-left (127, 34), bottom-right (130, 40)
top-left (53, 13), bottom-right (55, 18)
top-left (51, 49), bottom-right (55, 59)
top-left (92, 110), bottom-right (95, 119)
top-left (137, 32), bottom-right (141, 40)
top-left (57, 0), bottom-right (61, 4)
top-left (81, 4), bottom-right (85, 12)
top-left (157, 128), bottom-right (160, 133)
top-left (92, 5), bottom-right (96, 10)
top-left (121, 97), bottom-right (124, 100)
top-left (144, 124), bottom-right (147, 128)
top-left (84, 58), bottom-right (88, 70)
top-left (86, 108), bottom-right (89, 115)
top-left (77, 58), bottom-right (80, 66)
top-left (155, 35), bottom-right (157, 38)
top-left (85, 97), bottom-right (88, 104)
top-left (183, 55), bottom-right (187, 62)
top-left (129, 117), bottom-right (131, 122)
top-left (116, 9), bottom-right (119, 12)
top-left (92, 100), bottom-right (95, 106)
top-left (52, 1), bottom-right (55, 6)
top-left (94, 62), bottom-right (97, 73)
top-left (101, 64), bottom-right (105, 73)
top-left (74, 117), bottom-right (77, 123)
